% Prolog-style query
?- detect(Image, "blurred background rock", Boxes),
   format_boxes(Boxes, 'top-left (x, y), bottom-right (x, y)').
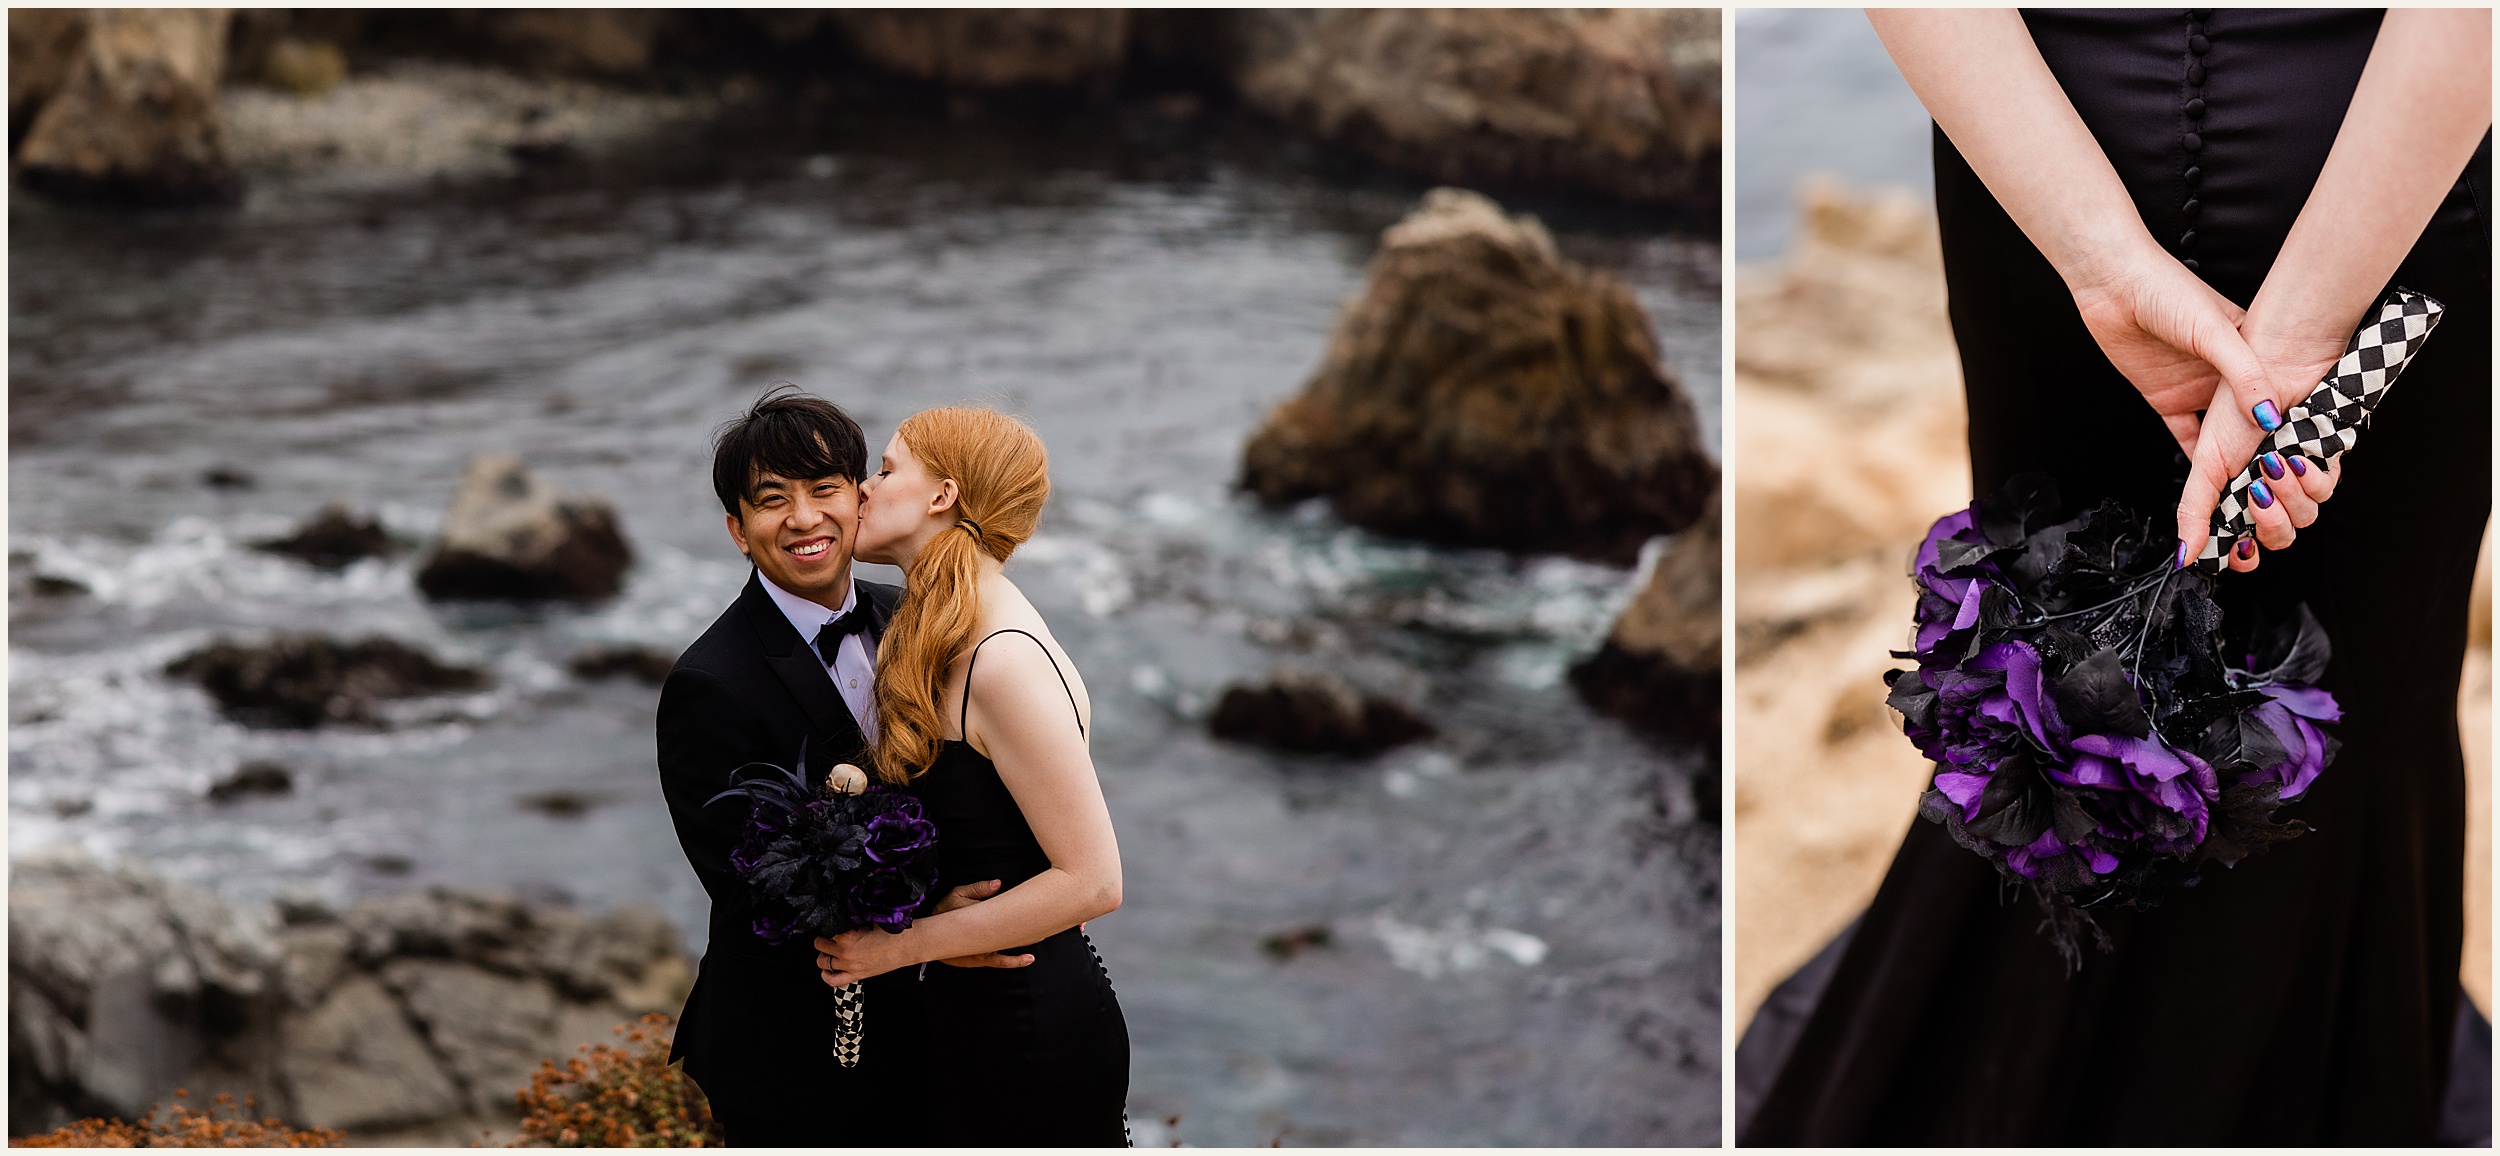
top-left (1729, 8), bottom-right (2489, 1042)
top-left (10, 8), bottom-right (1722, 1146)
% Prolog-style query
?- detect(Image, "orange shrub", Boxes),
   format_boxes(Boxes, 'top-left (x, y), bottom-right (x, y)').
top-left (512, 1014), bottom-right (721, 1148)
top-left (12, 1091), bottom-right (342, 1148)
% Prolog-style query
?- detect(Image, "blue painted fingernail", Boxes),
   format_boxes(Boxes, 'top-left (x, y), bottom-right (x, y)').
top-left (2176, 541), bottom-right (2191, 570)
top-left (2252, 399), bottom-right (2281, 431)
top-left (2237, 538), bottom-right (2255, 559)
top-left (2261, 452), bottom-right (2285, 480)
top-left (2250, 479), bottom-right (2275, 509)
top-left (2288, 455), bottom-right (2307, 477)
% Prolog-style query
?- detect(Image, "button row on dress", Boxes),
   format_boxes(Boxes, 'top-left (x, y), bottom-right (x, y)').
top-left (2179, 12), bottom-right (2211, 274)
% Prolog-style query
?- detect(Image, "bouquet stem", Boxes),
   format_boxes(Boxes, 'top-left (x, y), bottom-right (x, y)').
top-left (832, 984), bottom-right (864, 1068)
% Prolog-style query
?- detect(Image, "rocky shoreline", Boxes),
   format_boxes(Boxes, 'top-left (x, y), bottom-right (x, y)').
top-left (9, 850), bottom-right (693, 1141)
top-left (10, 8), bottom-right (1719, 213)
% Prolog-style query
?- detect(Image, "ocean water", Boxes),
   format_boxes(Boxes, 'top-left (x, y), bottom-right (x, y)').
top-left (9, 105), bottom-right (1719, 1145)
top-left (1734, 8), bottom-right (1937, 260)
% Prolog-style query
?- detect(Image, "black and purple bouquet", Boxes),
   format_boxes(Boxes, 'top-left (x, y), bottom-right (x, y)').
top-left (1885, 475), bottom-right (2338, 962)
top-left (709, 741), bottom-right (938, 1066)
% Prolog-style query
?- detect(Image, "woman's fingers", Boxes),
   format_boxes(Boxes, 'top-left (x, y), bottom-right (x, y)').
top-left (2226, 536), bottom-right (2261, 572)
top-left (2244, 475), bottom-right (2298, 550)
top-left (818, 969), bottom-right (863, 989)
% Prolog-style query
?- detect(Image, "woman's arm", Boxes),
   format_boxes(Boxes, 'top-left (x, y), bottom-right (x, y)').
top-left (2175, 8), bottom-right (2492, 560)
top-left (1869, 8), bottom-right (2274, 478)
top-left (815, 633), bottom-right (1119, 985)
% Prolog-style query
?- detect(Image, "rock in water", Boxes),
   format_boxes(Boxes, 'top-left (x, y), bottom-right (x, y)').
top-left (416, 454), bottom-right (632, 602)
top-left (14, 8), bottom-right (240, 206)
top-left (1209, 670), bottom-right (1431, 757)
top-left (167, 635), bottom-right (489, 729)
top-left (254, 503), bottom-right (395, 570)
top-left (1572, 491), bottom-right (1720, 744)
top-left (1230, 9), bottom-right (1719, 208)
top-left (831, 10), bottom-right (1132, 89)
top-left (9, 9), bottom-right (90, 138)
top-left (1241, 188), bottom-right (1716, 564)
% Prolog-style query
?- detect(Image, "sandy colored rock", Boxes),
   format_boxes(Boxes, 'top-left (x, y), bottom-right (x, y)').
top-left (472, 9), bottom-right (666, 78)
top-left (1230, 9), bottom-right (1719, 208)
top-left (256, 37), bottom-right (347, 97)
top-left (1242, 187), bottom-right (1716, 564)
top-left (380, 959), bottom-right (559, 1114)
top-left (832, 9), bottom-right (1131, 89)
top-left (278, 973), bottom-right (463, 1132)
top-left (1571, 491), bottom-right (1720, 743)
top-left (15, 8), bottom-right (238, 206)
top-left (8, 8), bottom-right (91, 136)
top-left (416, 453), bottom-right (633, 602)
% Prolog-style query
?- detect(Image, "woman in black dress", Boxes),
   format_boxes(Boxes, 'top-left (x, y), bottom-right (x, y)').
top-left (815, 405), bottom-right (1131, 1145)
top-left (1744, 9), bottom-right (2489, 1144)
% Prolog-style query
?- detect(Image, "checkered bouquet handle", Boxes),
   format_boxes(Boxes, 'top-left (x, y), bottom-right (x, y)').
top-left (2194, 287), bottom-right (2446, 571)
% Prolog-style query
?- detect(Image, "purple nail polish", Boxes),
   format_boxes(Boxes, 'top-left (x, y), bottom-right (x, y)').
top-left (2175, 541), bottom-right (2191, 570)
top-left (2252, 398), bottom-right (2282, 432)
top-left (2288, 455), bottom-right (2308, 477)
top-left (2250, 479), bottom-right (2275, 509)
top-left (2237, 538), bottom-right (2255, 559)
top-left (2261, 452), bottom-right (2285, 480)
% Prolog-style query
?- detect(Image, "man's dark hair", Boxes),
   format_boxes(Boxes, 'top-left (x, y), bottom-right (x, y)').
top-left (711, 387), bottom-right (869, 518)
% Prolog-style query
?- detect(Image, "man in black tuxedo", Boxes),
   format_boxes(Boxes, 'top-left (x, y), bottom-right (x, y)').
top-left (655, 391), bottom-right (925, 1145)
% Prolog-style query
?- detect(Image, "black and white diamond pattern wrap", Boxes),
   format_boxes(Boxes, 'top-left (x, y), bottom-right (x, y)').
top-left (2195, 287), bottom-right (2445, 572)
top-left (831, 984), bottom-right (865, 1068)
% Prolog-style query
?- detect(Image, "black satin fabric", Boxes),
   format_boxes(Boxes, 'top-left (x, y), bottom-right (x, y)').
top-left (910, 734), bottom-right (1131, 1146)
top-left (1743, 10), bottom-right (2491, 1145)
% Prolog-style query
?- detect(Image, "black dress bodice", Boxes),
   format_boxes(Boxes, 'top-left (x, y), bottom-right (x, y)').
top-left (918, 739), bottom-right (1054, 893)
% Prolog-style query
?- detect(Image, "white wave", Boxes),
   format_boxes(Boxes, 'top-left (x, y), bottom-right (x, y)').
top-left (1371, 914), bottom-right (1549, 979)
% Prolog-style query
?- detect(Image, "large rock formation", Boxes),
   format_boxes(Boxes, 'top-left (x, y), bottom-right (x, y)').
top-left (12, 8), bottom-right (239, 205)
top-left (1572, 490), bottom-right (1720, 745)
top-left (9, 851), bottom-right (694, 1138)
top-left (830, 9), bottom-right (1133, 90)
top-left (1242, 188), bottom-right (1716, 564)
top-left (416, 454), bottom-right (632, 603)
top-left (1229, 9), bottom-right (1719, 209)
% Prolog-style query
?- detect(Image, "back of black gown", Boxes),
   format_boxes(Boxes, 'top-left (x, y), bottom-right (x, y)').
top-left (1744, 9), bottom-right (2492, 1144)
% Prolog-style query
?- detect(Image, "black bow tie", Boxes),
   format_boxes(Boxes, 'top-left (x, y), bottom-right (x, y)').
top-left (814, 604), bottom-right (873, 665)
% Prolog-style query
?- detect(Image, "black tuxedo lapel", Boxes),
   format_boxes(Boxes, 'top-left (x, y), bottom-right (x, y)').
top-left (737, 571), bottom-right (864, 767)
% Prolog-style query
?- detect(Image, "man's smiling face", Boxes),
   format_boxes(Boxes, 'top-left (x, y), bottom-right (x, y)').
top-left (727, 469), bottom-right (860, 610)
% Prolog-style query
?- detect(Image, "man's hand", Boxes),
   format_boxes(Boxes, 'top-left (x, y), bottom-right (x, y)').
top-left (929, 878), bottom-right (1035, 971)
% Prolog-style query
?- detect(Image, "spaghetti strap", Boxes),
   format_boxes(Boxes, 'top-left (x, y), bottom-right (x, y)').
top-left (960, 628), bottom-right (1087, 741)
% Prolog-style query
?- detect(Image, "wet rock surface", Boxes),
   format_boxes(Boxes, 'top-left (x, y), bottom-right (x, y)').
top-left (1230, 9), bottom-right (1719, 209)
top-left (1573, 491), bottom-right (1721, 746)
top-left (207, 761), bottom-right (295, 804)
top-left (8, 851), bottom-right (693, 1137)
top-left (415, 453), bottom-right (632, 603)
top-left (166, 635), bottom-right (488, 729)
top-left (832, 9), bottom-right (1133, 90)
top-left (12, 9), bottom-right (239, 206)
top-left (1242, 188), bottom-right (1717, 564)
top-left (567, 645), bottom-right (676, 686)
top-left (252, 503), bottom-right (395, 571)
top-left (1210, 669), bottom-right (1431, 757)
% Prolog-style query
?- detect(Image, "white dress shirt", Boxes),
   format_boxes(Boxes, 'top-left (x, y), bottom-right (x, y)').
top-left (757, 572), bottom-right (879, 743)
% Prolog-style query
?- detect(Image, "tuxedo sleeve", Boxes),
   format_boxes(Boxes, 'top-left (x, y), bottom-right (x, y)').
top-left (656, 665), bottom-right (775, 904)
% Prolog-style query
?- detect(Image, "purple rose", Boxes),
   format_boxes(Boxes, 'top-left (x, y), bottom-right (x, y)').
top-left (849, 868), bottom-right (929, 932)
top-left (2244, 684), bottom-right (2341, 799)
top-left (862, 806), bottom-right (937, 866)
